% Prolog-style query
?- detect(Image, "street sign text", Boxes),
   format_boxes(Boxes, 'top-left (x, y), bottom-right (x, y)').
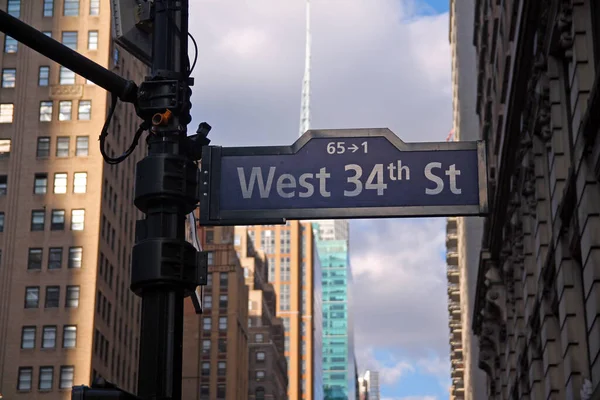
top-left (199, 128), bottom-right (488, 225)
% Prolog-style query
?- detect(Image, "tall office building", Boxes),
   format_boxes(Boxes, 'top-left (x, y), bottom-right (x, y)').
top-left (313, 232), bottom-right (356, 400)
top-left (445, 0), bottom-right (485, 399)
top-left (236, 222), bottom-right (321, 400)
top-left (235, 229), bottom-right (288, 399)
top-left (182, 225), bottom-right (249, 400)
top-left (0, 0), bottom-right (147, 398)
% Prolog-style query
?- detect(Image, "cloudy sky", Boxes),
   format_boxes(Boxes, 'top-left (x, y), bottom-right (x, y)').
top-left (188, 0), bottom-right (453, 398)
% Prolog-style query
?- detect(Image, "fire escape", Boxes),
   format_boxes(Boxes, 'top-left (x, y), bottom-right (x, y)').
top-left (446, 217), bottom-right (464, 399)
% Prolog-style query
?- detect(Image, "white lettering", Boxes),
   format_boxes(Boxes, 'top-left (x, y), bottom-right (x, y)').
top-left (397, 160), bottom-right (410, 180)
top-left (365, 164), bottom-right (387, 195)
top-left (298, 173), bottom-right (314, 198)
top-left (387, 162), bottom-right (397, 180)
top-left (424, 162), bottom-right (444, 195)
top-left (445, 164), bottom-right (462, 194)
top-left (316, 167), bottom-right (331, 197)
top-left (276, 174), bottom-right (296, 198)
top-left (237, 167), bottom-right (276, 199)
top-left (344, 164), bottom-right (363, 197)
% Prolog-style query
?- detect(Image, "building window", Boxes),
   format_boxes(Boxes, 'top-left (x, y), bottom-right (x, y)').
top-left (17, 367), bottom-right (32, 391)
top-left (201, 362), bottom-right (210, 376)
top-left (255, 333), bottom-right (263, 343)
top-left (203, 295), bottom-right (212, 309)
top-left (0, 176), bottom-right (6, 196)
top-left (255, 387), bottom-right (265, 400)
top-left (200, 385), bottom-right (209, 397)
top-left (218, 316), bottom-right (227, 331)
top-left (31, 210), bottom-right (45, 231)
top-left (34, 173), bottom-right (48, 194)
top-left (88, 31), bottom-right (98, 50)
top-left (43, 31), bottom-right (52, 38)
top-left (37, 66), bottom-right (50, 86)
top-left (113, 48), bottom-right (120, 65)
top-left (217, 361), bottom-right (226, 376)
top-left (279, 284), bottom-right (290, 311)
top-left (256, 351), bottom-right (265, 362)
top-left (58, 100), bottom-right (72, 120)
top-left (71, 209), bottom-right (85, 230)
top-left (4, 36), bottom-right (17, 53)
top-left (63, 325), bottom-right (77, 348)
top-left (219, 294), bottom-right (228, 309)
top-left (7, 0), bottom-right (20, 17)
top-left (42, 326), bottom-right (56, 348)
top-left (202, 339), bottom-right (210, 354)
top-left (59, 366), bottom-right (74, 389)
top-left (0, 103), bottom-right (14, 123)
top-left (37, 137), bottom-right (50, 157)
top-left (217, 385), bottom-right (225, 398)
top-left (0, 139), bottom-right (10, 158)
top-left (73, 172), bottom-right (87, 193)
top-left (25, 287), bottom-right (40, 308)
top-left (78, 100), bottom-right (91, 120)
top-left (280, 256), bottom-right (290, 281)
top-left (219, 272), bottom-right (227, 288)
top-left (217, 338), bottom-right (226, 353)
top-left (51, 210), bottom-right (65, 230)
top-left (39, 101), bottom-right (53, 121)
top-left (65, 286), bottom-right (80, 308)
top-left (48, 247), bottom-right (63, 269)
top-left (54, 173), bottom-right (67, 194)
top-left (202, 317), bottom-right (211, 331)
top-left (1, 68), bottom-right (16, 88)
top-left (68, 247), bottom-right (83, 268)
top-left (207, 251), bottom-right (214, 265)
top-left (63, 0), bottom-right (79, 16)
top-left (59, 67), bottom-right (76, 85)
top-left (205, 230), bottom-right (214, 244)
top-left (43, 0), bottom-right (54, 17)
top-left (76, 136), bottom-right (89, 156)
top-left (61, 31), bottom-right (78, 49)
top-left (27, 248), bottom-right (43, 270)
top-left (0, 212), bottom-right (4, 232)
top-left (56, 136), bottom-right (69, 157)
top-left (90, 0), bottom-right (99, 15)
top-left (21, 326), bottom-right (36, 349)
top-left (39, 366), bottom-right (53, 390)
top-left (45, 286), bottom-right (60, 308)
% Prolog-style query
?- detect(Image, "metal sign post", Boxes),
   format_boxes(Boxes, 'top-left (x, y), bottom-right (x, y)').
top-left (200, 128), bottom-right (488, 226)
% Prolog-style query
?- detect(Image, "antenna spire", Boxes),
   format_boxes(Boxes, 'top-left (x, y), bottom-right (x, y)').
top-left (299, 0), bottom-right (311, 136)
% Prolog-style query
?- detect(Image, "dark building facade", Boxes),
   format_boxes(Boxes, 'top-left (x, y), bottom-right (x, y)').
top-left (473, 0), bottom-right (600, 398)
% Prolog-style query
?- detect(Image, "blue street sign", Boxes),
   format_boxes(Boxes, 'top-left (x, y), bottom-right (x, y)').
top-left (199, 128), bottom-right (488, 226)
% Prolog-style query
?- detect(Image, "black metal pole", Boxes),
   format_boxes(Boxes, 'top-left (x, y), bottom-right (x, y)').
top-left (130, 1), bottom-right (199, 399)
top-left (0, 10), bottom-right (137, 102)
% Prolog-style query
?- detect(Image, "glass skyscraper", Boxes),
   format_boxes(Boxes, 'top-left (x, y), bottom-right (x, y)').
top-left (313, 225), bottom-right (356, 400)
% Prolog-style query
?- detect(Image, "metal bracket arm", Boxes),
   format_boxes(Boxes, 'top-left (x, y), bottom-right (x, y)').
top-left (0, 10), bottom-right (138, 103)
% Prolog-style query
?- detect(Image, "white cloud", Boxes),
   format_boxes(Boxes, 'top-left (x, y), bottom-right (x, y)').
top-left (350, 218), bottom-right (451, 357)
top-left (188, 0), bottom-right (452, 397)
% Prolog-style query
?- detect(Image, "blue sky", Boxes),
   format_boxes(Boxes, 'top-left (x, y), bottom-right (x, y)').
top-left (188, 0), bottom-right (453, 399)
top-left (423, 0), bottom-right (449, 13)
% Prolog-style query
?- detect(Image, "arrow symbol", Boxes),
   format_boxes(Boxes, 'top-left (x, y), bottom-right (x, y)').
top-left (349, 144), bottom-right (358, 153)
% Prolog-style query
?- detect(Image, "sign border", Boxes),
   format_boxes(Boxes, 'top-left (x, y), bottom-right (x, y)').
top-left (199, 128), bottom-right (488, 226)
